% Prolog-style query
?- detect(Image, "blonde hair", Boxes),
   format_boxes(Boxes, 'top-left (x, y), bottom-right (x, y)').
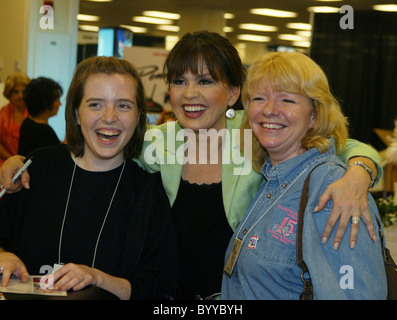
top-left (3, 72), bottom-right (31, 100)
top-left (241, 52), bottom-right (349, 172)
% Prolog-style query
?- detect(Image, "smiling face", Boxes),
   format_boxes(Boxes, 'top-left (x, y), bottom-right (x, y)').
top-left (169, 66), bottom-right (240, 133)
top-left (76, 73), bottom-right (139, 170)
top-left (248, 81), bottom-right (315, 165)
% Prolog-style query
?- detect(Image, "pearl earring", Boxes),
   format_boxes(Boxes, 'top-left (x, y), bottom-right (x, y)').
top-left (225, 108), bottom-right (236, 119)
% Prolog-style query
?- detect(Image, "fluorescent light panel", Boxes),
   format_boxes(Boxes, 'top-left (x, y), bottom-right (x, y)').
top-left (373, 4), bottom-right (397, 12)
top-left (278, 34), bottom-right (307, 41)
top-left (142, 11), bottom-right (180, 20)
top-left (132, 16), bottom-right (173, 25)
top-left (237, 34), bottom-right (271, 42)
top-left (250, 8), bottom-right (298, 18)
top-left (157, 25), bottom-right (180, 32)
top-left (120, 25), bottom-right (148, 33)
top-left (79, 25), bottom-right (100, 32)
top-left (239, 23), bottom-right (278, 32)
top-left (286, 22), bottom-right (312, 31)
top-left (77, 14), bottom-right (100, 21)
top-left (308, 6), bottom-right (340, 13)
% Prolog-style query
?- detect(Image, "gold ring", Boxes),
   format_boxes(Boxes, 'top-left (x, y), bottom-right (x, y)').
top-left (351, 216), bottom-right (360, 225)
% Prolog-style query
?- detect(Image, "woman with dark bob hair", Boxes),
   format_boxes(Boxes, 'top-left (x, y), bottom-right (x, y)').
top-left (0, 56), bottom-right (178, 300)
top-left (18, 77), bottom-right (63, 156)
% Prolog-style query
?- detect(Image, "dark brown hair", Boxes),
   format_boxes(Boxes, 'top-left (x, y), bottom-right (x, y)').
top-left (164, 30), bottom-right (245, 107)
top-left (65, 56), bottom-right (147, 159)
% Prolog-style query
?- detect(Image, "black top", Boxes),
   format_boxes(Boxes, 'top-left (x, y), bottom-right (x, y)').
top-left (171, 178), bottom-right (233, 299)
top-left (18, 117), bottom-right (60, 156)
top-left (0, 144), bottom-right (178, 300)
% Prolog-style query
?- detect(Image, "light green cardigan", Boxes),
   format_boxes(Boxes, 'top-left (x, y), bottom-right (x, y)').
top-left (135, 110), bottom-right (382, 231)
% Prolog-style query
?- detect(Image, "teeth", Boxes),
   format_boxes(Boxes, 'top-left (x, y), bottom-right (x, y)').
top-left (183, 105), bottom-right (206, 112)
top-left (96, 129), bottom-right (120, 141)
top-left (262, 123), bottom-right (284, 129)
top-left (97, 129), bottom-right (119, 136)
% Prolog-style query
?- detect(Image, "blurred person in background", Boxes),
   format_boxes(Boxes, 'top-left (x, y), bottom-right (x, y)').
top-left (18, 77), bottom-right (63, 156)
top-left (0, 72), bottom-right (30, 166)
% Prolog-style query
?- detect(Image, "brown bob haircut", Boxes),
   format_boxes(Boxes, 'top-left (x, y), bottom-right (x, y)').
top-left (65, 56), bottom-right (147, 159)
top-left (163, 30), bottom-right (245, 107)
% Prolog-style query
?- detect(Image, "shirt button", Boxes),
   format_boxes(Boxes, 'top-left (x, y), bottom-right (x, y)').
top-left (282, 183), bottom-right (287, 188)
top-left (267, 193), bottom-right (271, 198)
top-left (243, 229), bottom-right (247, 235)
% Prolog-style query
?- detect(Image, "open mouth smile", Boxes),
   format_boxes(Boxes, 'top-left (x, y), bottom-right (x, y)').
top-left (96, 129), bottom-right (121, 142)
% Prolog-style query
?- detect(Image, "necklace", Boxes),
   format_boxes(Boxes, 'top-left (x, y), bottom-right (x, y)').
top-left (57, 160), bottom-right (126, 268)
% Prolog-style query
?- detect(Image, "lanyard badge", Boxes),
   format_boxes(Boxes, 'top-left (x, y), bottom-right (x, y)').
top-left (223, 237), bottom-right (243, 278)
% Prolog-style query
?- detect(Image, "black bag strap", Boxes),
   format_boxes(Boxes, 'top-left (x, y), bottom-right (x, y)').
top-left (297, 162), bottom-right (327, 300)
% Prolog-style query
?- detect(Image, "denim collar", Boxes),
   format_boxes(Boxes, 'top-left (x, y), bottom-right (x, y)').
top-left (261, 139), bottom-right (337, 187)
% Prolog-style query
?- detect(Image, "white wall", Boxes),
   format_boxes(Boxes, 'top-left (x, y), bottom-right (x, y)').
top-left (27, 0), bottom-right (79, 141)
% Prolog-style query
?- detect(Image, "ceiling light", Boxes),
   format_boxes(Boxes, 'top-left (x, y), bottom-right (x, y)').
top-left (250, 8), bottom-right (298, 18)
top-left (119, 25), bottom-right (148, 33)
top-left (292, 41), bottom-right (311, 48)
top-left (77, 14), bottom-right (100, 21)
top-left (308, 6), bottom-right (340, 13)
top-left (237, 34), bottom-right (271, 42)
top-left (286, 22), bottom-right (312, 31)
top-left (296, 31), bottom-right (311, 37)
top-left (224, 13), bottom-right (235, 19)
top-left (132, 16), bottom-right (173, 25)
top-left (223, 26), bottom-right (234, 33)
top-left (142, 11), bottom-right (180, 20)
top-left (157, 25), bottom-right (180, 32)
top-left (239, 23), bottom-right (278, 32)
top-left (373, 4), bottom-right (397, 12)
top-left (79, 25), bottom-right (100, 32)
top-left (278, 34), bottom-right (306, 41)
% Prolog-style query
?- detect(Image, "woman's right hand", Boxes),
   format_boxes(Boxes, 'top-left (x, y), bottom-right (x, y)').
top-left (0, 155), bottom-right (29, 193)
top-left (0, 251), bottom-right (30, 286)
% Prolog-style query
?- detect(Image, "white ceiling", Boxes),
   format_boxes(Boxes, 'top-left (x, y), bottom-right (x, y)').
top-left (78, 0), bottom-right (394, 47)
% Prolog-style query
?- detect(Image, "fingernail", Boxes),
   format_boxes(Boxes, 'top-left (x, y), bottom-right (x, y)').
top-left (25, 182), bottom-right (30, 189)
top-left (350, 241), bottom-right (356, 249)
top-left (333, 242), bottom-right (340, 250)
top-left (322, 236), bottom-right (328, 244)
top-left (313, 206), bottom-right (319, 212)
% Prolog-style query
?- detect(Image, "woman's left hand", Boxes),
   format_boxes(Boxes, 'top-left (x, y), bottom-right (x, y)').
top-left (315, 164), bottom-right (377, 250)
top-left (46, 263), bottom-right (98, 292)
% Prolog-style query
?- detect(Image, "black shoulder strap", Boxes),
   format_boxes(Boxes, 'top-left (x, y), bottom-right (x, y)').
top-left (297, 162), bottom-right (327, 300)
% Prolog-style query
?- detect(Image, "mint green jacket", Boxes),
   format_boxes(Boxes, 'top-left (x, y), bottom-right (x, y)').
top-left (135, 110), bottom-right (382, 231)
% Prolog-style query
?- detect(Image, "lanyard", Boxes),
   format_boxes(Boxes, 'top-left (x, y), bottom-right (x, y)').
top-left (57, 161), bottom-right (126, 268)
top-left (224, 165), bottom-right (310, 277)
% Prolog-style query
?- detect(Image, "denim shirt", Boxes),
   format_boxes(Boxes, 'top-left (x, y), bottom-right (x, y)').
top-left (221, 140), bottom-right (387, 300)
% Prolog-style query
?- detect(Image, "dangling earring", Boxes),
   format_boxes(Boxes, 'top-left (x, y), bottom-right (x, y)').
top-left (225, 107), bottom-right (236, 119)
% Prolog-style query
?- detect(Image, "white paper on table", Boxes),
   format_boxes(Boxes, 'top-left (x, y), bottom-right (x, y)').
top-left (0, 276), bottom-right (66, 296)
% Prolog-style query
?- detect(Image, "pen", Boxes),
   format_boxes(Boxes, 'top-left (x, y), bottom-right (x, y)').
top-left (0, 157), bottom-right (33, 198)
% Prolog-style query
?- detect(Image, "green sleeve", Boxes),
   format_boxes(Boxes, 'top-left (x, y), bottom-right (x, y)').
top-left (339, 138), bottom-right (382, 186)
top-left (133, 124), bottom-right (162, 173)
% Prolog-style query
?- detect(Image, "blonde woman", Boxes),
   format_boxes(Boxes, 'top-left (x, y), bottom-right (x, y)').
top-left (0, 72), bottom-right (30, 166)
top-left (222, 52), bottom-right (386, 299)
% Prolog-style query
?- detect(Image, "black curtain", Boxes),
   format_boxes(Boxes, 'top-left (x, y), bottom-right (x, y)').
top-left (310, 11), bottom-right (397, 151)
